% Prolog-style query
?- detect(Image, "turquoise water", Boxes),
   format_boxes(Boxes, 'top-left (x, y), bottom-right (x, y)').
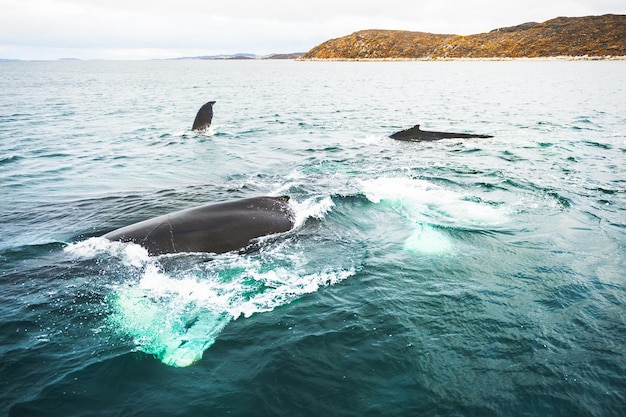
top-left (1, 60), bottom-right (625, 416)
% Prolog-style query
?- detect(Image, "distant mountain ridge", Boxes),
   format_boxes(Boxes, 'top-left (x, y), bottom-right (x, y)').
top-left (301, 14), bottom-right (626, 60)
top-left (172, 53), bottom-right (305, 60)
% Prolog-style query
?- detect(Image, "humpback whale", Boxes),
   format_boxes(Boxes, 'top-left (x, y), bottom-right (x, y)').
top-left (104, 196), bottom-right (295, 256)
top-left (390, 124), bottom-right (493, 141)
top-left (192, 100), bottom-right (216, 131)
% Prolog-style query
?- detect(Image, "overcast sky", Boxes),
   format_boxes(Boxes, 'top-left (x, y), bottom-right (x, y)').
top-left (1, 0), bottom-right (624, 60)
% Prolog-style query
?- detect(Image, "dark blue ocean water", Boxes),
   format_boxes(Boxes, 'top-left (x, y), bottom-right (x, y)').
top-left (1, 60), bottom-right (625, 416)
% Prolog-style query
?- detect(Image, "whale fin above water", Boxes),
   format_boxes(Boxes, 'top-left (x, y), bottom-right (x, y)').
top-left (390, 124), bottom-right (493, 141)
top-left (192, 100), bottom-right (216, 131)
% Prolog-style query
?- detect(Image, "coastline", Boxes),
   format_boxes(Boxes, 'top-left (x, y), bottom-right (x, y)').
top-left (297, 55), bottom-right (626, 62)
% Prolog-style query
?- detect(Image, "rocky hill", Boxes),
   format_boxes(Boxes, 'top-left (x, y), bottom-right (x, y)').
top-left (301, 14), bottom-right (626, 59)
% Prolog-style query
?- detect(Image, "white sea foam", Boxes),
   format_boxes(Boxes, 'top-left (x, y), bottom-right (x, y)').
top-left (107, 252), bottom-right (355, 367)
top-left (404, 224), bottom-right (453, 254)
top-left (67, 234), bottom-right (354, 367)
top-left (362, 177), bottom-right (507, 225)
top-left (290, 196), bottom-right (335, 227)
top-left (228, 266), bottom-right (355, 320)
top-left (361, 177), bottom-right (508, 254)
top-left (64, 237), bottom-right (150, 268)
top-left (176, 125), bottom-right (216, 137)
top-left (110, 277), bottom-right (231, 367)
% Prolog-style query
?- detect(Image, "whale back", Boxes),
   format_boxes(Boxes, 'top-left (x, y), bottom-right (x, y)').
top-left (192, 100), bottom-right (216, 131)
top-left (390, 124), bottom-right (493, 141)
top-left (104, 196), bottom-right (294, 255)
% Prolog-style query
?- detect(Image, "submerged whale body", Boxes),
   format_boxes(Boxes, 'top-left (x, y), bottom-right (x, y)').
top-left (192, 100), bottom-right (216, 131)
top-left (103, 196), bottom-right (295, 255)
top-left (390, 124), bottom-right (493, 141)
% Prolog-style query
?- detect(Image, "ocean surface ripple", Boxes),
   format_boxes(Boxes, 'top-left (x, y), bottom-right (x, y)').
top-left (1, 60), bottom-right (625, 416)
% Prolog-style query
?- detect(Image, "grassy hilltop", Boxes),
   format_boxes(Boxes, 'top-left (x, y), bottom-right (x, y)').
top-left (302, 14), bottom-right (626, 59)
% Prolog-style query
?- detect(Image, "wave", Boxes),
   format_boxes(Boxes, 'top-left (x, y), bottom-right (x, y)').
top-left (582, 140), bottom-right (613, 150)
top-left (0, 241), bottom-right (67, 264)
top-left (0, 155), bottom-right (22, 165)
top-left (359, 177), bottom-right (510, 255)
top-left (290, 195), bottom-right (335, 227)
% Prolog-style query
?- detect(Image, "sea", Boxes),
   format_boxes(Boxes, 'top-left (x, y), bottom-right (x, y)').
top-left (1, 59), bottom-right (624, 416)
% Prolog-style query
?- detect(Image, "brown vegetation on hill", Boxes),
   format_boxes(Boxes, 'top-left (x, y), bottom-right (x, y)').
top-left (301, 15), bottom-right (626, 59)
